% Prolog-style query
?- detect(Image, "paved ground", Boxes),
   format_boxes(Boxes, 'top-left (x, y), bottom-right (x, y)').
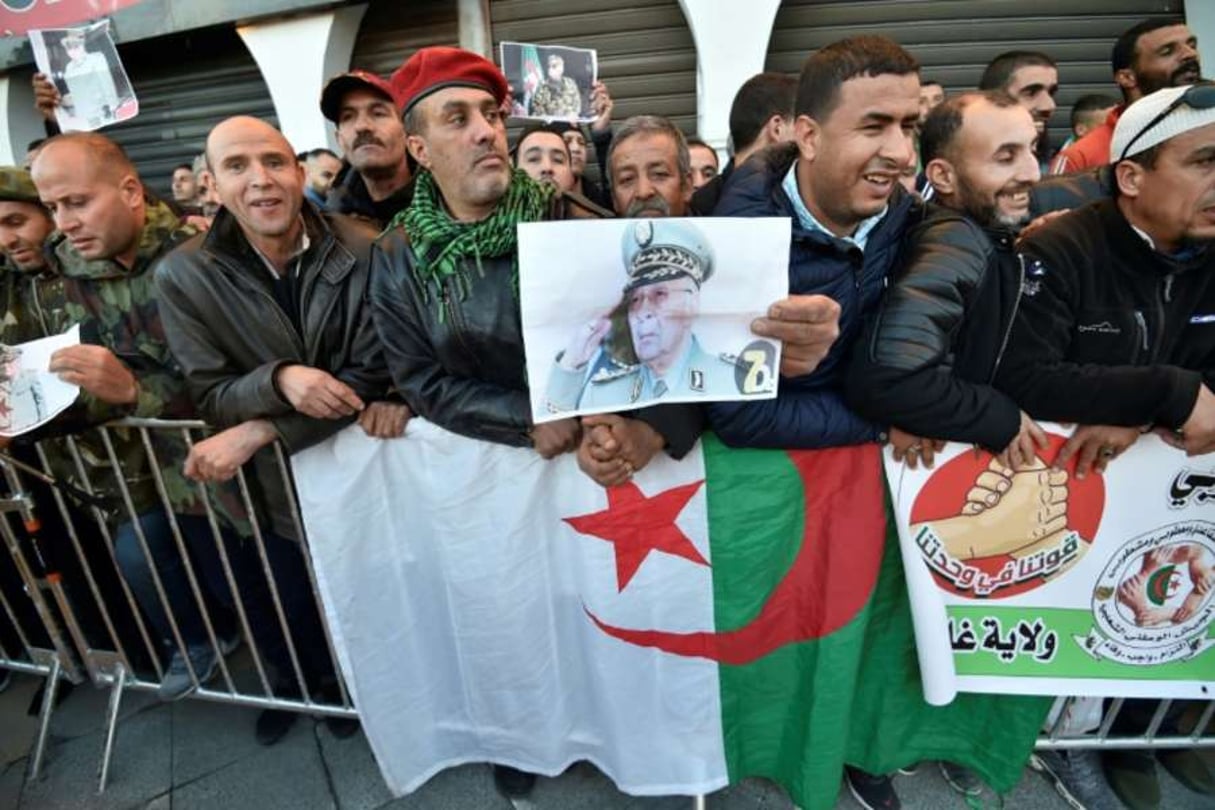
top-left (2, 670), bottom-right (1212, 810)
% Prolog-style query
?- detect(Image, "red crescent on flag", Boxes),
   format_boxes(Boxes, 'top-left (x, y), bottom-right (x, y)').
top-left (586, 446), bottom-right (887, 666)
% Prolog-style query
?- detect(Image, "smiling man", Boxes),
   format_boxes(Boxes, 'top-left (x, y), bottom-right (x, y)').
top-left (155, 115), bottom-right (400, 744)
top-left (321, 69), bottom-right (413, 227)
top-left (847, 91), bottom-right (1048, 477)
top-left (1052, 18), bottom-right (1201, 175)
top-left (707, 35), bottom-right (923, 453)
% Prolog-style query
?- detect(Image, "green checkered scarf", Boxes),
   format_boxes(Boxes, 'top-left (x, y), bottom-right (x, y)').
top-left (388, 168), bottom-right (553, 311)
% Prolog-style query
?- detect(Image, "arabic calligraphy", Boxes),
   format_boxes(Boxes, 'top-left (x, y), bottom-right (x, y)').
top-left (949, 616), bottom-right (1058, 663)
top-left (916, 525), bottom-right (1080, 597)
top-left (1169, 469), bottom-right (1215, 509)
top-left (1082, 520), bottom-right (1215, 667)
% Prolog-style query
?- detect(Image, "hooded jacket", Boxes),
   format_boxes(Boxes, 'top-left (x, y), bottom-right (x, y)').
top-left (704, 143), bottom-right (917, 448)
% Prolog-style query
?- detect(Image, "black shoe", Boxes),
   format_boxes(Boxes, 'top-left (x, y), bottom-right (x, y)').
top-left (492, 765), bottom-right (537, 799)
top-left (255, 709), bottom-right (297, 746)
top-left (1156, 748), bottom-right (1215, 796)
top-left (845, 766), bottom-right (901, 810)
top-left (1102, 750), bottom-right (1159, 810)
top-left (324, 716), bottom-right (360, 739)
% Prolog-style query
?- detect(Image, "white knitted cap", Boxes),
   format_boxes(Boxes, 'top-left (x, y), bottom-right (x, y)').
top-left (1111, 84), bottom-right (1215, 162)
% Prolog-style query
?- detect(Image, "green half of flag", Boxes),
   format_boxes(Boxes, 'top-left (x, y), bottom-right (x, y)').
top-left (703, 435), bottom-right (1051, 809)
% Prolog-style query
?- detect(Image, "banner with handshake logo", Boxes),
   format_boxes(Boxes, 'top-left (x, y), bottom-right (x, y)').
top-left (886, 428), bottom-right (1215, 705)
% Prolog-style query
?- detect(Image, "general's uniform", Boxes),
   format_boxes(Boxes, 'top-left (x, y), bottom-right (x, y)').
top-left (544, 219), bottom-right (737, 413)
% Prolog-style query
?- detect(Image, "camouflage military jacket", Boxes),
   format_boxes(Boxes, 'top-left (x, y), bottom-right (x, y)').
top-left (530, 77), bottom-right (583, 119)
top-left (0, 266), bottom-right (71, 346)
top-left (42, 201), bottom-right (246, 529)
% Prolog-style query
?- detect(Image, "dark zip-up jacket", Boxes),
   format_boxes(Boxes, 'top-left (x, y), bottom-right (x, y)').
top-left (325, 165), bottom-right (414, 229)
top-left (155, 205), bottom-right (391, 538)
top-left (995, 199), bottom-right (1215, 429)
top-left (704, 142), bottom-right (917, 448)
top-left (845, 205), bottom-right (1024, 452)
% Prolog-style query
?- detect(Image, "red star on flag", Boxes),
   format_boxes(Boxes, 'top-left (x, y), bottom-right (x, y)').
top-left (563, 480), bottom-right (708, 592)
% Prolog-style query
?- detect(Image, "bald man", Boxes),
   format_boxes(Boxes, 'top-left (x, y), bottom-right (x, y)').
top-left (155, 116), bottom-right (399, 743)
top-left (28, 133), bottom-right (251, 704)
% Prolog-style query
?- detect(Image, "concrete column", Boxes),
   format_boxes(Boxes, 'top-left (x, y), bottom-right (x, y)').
top-left (459, 0), bottom-right (493, 59)
top-left (237, 3), bottom-right (368, 154)
top-left (1185, 0), bottom-right (1215, 74)
top-left (0, 71), bottom-right (46, 166)
top-left (677, 0), bottom-right (782, 153)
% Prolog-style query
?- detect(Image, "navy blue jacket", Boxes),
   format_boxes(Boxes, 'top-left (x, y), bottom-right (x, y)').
top-left (706, 143), bottom-right (916, 448)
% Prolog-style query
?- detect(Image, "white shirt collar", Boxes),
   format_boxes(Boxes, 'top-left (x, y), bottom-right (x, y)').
top-left (781, 163), bottom-right (887, 252)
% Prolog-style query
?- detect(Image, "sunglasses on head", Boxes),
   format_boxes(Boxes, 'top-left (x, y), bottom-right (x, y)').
top-left (1118, 82), bottom-right (1215, 162)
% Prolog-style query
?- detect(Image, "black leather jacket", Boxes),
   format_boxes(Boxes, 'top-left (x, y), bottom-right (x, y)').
top-left (846, 205), bottom-right (1024, 452)
top-left (156, 205), bottom-right (391, 538)
top-left (369, 192), bottom-right (704, 456)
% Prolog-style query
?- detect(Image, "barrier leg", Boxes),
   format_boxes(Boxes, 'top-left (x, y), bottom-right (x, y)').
top-left (27, 656), bottom-right (61, 781)
top-left (97, 661), bottom-right (126, 794)
top-left (691, 795), bottom-right (706, 810)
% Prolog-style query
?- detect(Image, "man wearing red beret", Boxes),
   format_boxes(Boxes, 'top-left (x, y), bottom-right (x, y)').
top-left (368, 45), bottom-right (846, 800)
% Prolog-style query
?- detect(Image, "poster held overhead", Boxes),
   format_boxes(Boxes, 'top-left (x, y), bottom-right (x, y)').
top-left (499, 41), bottom-right (598, 123)
top-left (29, 21), bottom-right (138, 133)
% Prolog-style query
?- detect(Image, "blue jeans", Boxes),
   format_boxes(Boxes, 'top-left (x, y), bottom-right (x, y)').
top-left (114, 511), bottom-right (333, 693)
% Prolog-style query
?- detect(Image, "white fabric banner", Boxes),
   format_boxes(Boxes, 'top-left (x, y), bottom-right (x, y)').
top-left (291, 420), bottom-right (727, 796)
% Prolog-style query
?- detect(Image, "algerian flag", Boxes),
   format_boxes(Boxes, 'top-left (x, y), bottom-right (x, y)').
top-left (291, 421), bottom-right (1048, 806)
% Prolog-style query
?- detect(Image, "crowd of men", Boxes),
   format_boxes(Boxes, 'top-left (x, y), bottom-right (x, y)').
top-left (1, 14), bottom-right (1214, 810)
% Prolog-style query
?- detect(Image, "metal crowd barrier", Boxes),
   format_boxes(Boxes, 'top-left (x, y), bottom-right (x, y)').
top-left (1036, 696), bottom-right (1214, 751)
top-left (0, 418), bottom-right (1211, 799)
top-left (0, 417), bottom-right (355, 793)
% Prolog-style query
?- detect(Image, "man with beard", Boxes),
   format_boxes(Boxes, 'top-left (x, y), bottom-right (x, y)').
top-left (299, 147), bottom-right (343, 208)
top-left (530, 52), bottom-right (583, 119)
top-left (1051, 18), bottom-right (1200, 174)
top-left (321, 69), bottom-right (413, 227)
top-left (847, 91), bottom-right (1049, 474)
top-left (996, 84), bottom-right (1215, 810)
top-left (979, 51), bottom-right (1059, 170)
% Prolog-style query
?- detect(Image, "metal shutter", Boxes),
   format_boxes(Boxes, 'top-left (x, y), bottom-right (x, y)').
top-left (765, 0), bottom-right (1184, 153)
top-left (350, 0), bottom-right (460, 77)
top-left (105, 25), bottom-right (277, 199)
top-left (490, 0), bottom-right (697, 183)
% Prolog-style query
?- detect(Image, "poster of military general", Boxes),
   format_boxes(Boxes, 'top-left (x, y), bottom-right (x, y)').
top-left (885, 430), bottom-right (1215, 704)
top-left (519, 218), bottom-right (789, 423)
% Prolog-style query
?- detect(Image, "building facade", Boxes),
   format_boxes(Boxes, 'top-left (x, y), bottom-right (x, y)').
top-left (0, 0), bottom-right (1200, 195)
